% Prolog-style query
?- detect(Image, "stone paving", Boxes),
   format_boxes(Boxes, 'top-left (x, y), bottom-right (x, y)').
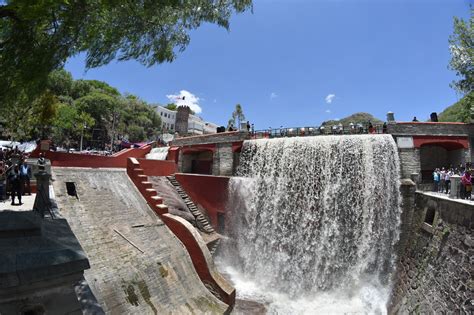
top-left (52, 167), bottom-right (227, 314)
top-left (0, 193), bottom-right (36, 212)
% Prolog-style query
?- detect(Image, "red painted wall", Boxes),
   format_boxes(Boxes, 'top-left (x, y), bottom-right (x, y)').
top-left (174, 173), bottom-right (230, 229)
top-left (30, 145), bottom-right (151, 168)
top-left (137, 159), bottom-right (177, 176)
top-left (413, 136), bottom-right (469, 150)
top-left (160, 214), bottom-right (235, 306)
top-left (126, 158), bottom-right (235, 308)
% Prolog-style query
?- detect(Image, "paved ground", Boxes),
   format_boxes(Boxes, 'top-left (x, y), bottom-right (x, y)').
top-left (0, 193), bottom-right (36, 212)
top-left (52, 167), bottom-right (227, 314)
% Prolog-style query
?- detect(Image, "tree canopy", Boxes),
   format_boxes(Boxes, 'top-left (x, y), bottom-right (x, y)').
top-left (0, 0), bottom-right (252, 107)
top-left (231, 104), bottom-right (245, 129)
top-left (448, 8), bottom-right (473, 94)
top-left (2, 69), bottom-right (162, 149)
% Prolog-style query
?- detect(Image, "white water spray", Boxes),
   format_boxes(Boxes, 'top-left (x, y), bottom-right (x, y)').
top-left (220, 135), bottom-right (401, 314)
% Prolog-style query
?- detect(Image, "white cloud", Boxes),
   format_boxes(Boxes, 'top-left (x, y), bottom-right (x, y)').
top-left (325, 109), bottom-right (331, 113)
top-left (325, 94), bottom-right (336, 104)
top-left (270, 92), bottom-right (278, 99)
top-left (166, 90), bottom-right (202, 114)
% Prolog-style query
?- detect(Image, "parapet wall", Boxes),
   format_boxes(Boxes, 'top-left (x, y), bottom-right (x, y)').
top-left (390, 192), bottom-right (473, 314)
top-left (171, 131), bottom-right (248, 146)
top-left (388, 122), bottom-right (473, 136)
top-left (30, 146), bottom-right (151, 168)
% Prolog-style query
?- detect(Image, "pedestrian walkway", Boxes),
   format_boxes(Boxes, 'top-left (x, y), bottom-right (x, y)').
top-left (0, 193), bottom-right (36, 212)
top-left (422, 191), bottom-right (474, 206)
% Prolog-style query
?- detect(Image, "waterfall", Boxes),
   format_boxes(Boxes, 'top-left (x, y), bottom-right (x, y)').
top-left (146, 147), bottom-right (169, 160)
top-left (221, 135), bottom-right (401, 314)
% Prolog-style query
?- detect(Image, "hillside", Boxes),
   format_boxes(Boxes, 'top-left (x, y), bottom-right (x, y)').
top-left (321, 112), bottom-right (383, 127)
top-left (438, 92), bottom-right (473, 123)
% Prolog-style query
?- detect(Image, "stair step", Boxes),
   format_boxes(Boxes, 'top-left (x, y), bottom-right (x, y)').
top-left (144, 188), bottom-right (157, 196)
top-left (151, 196), bottom-right (163, 204)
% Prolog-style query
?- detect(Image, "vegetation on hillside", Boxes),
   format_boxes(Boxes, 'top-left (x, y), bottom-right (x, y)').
top-left (1, 69), bottom-right (161, 149)
top-left (321, 112), bottom-right (383, 127)
top-left (438, 92), bottom-right (474, 123)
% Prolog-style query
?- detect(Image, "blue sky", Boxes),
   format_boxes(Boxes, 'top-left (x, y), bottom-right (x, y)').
top-left (65, 0), bottom-right (471, 129)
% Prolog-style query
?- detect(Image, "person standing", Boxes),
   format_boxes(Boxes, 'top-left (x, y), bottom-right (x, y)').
top-left (439, 168), bottom-right (446, 193)
top-left (8, 165), bottom-right (22, 205)
top-left (19, 160), bottom-right (31, 195)
top-left (433, 168), bottom-right (440, 192)
top-left (461, 170), bottom-right (472, 200)
top-left (445, 169), bottom-right (453, 194)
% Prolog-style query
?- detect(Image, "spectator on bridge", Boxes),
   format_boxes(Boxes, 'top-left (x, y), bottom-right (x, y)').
top-left (382, 122), bottom-right (387, 134)
top-left (412, 116), bottom-right (418, 122)
top-left (445, 169), bottom-right (453, 194)
top-left (461, 170), bottom-right (472, 200)
top-left (433, 168), bottom-right (440, 192)
top-left (368, 121), bottom-right (375, 134)
top-left (439, 168), bottom-right (446, 193)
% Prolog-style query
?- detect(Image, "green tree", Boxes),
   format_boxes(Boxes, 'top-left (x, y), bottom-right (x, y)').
top-left (232, 104), bottom-right (246, 130)
top-left (52, 103), bottom-right (94, 149)
top-left (165, 103), bottom-right (177, 111)
top-left (0, 0), bottom-right (252, 109)
top-left (449, 8), bottom-right (474, 94)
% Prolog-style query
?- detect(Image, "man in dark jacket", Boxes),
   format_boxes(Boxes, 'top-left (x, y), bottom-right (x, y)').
top-left (8, 165), bottom-right (22, 205)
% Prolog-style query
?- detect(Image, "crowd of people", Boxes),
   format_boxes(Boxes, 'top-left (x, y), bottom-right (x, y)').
top-left (0, 146), bottom-right (32, 205)
top-left (433, 164), bottom-right (473, 200)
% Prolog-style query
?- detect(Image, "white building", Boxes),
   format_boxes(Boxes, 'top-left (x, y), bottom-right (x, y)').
top-left (154, 105), bottom-right (219, 135)
top-left (155, 106), bottom-right (176, 132)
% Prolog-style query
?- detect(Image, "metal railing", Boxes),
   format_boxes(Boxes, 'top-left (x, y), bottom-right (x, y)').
top-left (251, 124), bottom-right (387, 139)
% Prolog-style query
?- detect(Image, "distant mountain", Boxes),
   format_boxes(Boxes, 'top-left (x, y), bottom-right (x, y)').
top-left (321, 112), bottom-right (383, 127)
top-left (438, 92), bottom-right (473, 123)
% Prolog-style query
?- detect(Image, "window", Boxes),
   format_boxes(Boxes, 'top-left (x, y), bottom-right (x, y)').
top-left (424, 208), bottom-right (435, 226)
top-left (160, 112), bottom-right (163, 116)
top-left (171, 124), bottom-right (174, 129)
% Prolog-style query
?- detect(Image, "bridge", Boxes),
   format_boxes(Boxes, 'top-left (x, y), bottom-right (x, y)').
top-left (252, 123), bottom-right (387, 139)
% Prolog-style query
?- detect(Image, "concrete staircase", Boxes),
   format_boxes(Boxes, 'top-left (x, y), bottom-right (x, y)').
top-left (167, 175), bottom-right (215, 234)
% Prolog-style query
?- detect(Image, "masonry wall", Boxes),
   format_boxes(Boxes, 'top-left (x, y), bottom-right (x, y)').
top-left (172, 131), bottom-right (248, 147)
top-left (212, 144), bottom-right (234, 176)
top-left (389, 192), bottom-right (474, 314)
top-left (398, 148), bottom-right (420, 179)
top-left (388, 122), bottom-right (472, 136)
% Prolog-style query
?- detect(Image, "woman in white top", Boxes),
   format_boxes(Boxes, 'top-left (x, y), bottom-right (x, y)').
top-left (445, 169), bottom-right (453, 194)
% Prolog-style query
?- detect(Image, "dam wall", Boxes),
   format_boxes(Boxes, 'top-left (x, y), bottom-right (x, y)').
top-left (52, 167), bottom-right (229, 314)
top-left (390, 191), bottom-right (474, 314)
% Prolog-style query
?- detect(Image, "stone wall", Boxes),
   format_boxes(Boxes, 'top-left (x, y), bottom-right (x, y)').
top-left (52, 167), bottom-right (229, 314)
top-left (388, 122), bottom-right (472, 136)
top-left (398, 148), bottom-right (420, 179)
top-left (212, 143), bottom-right (234, 176)
top-left (389, 192), bottom-right (473, 314)
top-left (172, 131), bottom-right (248, 146)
